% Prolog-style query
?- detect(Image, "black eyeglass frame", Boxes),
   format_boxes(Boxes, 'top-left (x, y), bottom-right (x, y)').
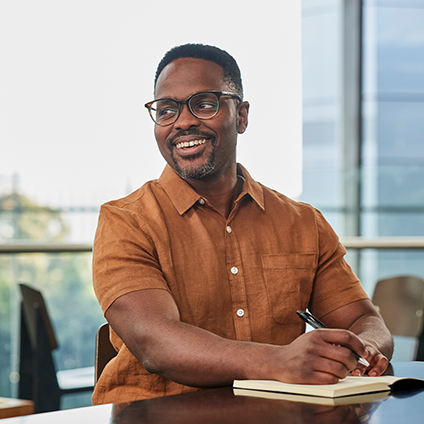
top-left (144, 90), bottom-right (242, 126)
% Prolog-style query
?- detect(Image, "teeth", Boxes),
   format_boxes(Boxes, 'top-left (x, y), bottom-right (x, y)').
top-left (176, 139), bottom-right (206, 149)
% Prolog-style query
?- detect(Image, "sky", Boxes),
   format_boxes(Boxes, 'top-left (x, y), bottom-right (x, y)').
top-left (0, 1), bottom-right (302, 209)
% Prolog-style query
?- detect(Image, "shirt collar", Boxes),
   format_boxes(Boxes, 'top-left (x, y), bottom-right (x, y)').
top-left (158, 164), bottom-right (265, 215)
top-left (236, 164), bottom-right (265, 211)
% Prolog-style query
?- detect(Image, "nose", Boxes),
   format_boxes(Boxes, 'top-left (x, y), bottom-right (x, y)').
top-left (174, 103), bottom-right (201, 130)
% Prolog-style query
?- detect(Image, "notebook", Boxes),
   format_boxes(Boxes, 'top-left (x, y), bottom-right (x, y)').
top-left (233, 375), bottom-right (424, 399)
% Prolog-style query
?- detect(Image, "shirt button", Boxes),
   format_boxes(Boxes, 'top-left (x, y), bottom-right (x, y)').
top-left (198, 198), bottom-right (205, 205)
top-left (231, 266), bottom-right (238, 275)
top-left (237, 309), bottom-right (245, 317)
top-left (226, 226), bottom-right (232, 233)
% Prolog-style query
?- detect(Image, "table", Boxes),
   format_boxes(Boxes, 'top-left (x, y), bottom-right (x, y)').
top-left (2, 362), bottom-right (424, 424)
top-left (0, 398), bottom-right (33, 419)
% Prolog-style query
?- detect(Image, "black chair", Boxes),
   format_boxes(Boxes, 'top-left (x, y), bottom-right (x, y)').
top-left (18, 283), bottom-right (94, 413)
top-left (372, 275), bottom-right (424, 361)
top-left (94, 323), bottom-right (117, 385)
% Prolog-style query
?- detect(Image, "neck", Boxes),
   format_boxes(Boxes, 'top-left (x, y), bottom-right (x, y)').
top-left (185, 167), bottom-right (242, 219)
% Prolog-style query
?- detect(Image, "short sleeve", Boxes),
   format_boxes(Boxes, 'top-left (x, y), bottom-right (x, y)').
top-left (308, 209), bottom-right (369, 318)
top-left (92, 204), bottom-right (171, 313)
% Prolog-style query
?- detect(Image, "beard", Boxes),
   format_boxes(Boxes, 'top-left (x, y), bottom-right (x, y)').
top-left (170, 146), bottom-right (216, 180)
top-left (167, 129), bottom-right (217, 180)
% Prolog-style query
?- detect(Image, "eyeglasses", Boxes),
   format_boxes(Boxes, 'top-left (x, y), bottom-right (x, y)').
top-left (145, 90), bottom-right (242, 126)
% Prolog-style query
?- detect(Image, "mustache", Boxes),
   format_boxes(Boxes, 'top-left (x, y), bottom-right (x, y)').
top-left (167, 130), bottom-right (215, 148)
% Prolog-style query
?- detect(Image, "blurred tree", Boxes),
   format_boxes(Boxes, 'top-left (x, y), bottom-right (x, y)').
top-left (0, 192), bottom-right (104, 400)
top-left (0, 259), bottom-right (13, 396)
top-left (0, 192), bottom-right (68, 242)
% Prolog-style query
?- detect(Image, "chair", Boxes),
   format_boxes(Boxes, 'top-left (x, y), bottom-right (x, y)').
top-left (18, 283), bottom-right (94, 413)
top-left (371, 275), bottom-right (424, 361)
top-left (95, 323), bottom-right (117, 385)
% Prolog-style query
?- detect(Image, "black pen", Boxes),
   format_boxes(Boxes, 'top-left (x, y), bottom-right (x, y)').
top-left (296, 310), bottom-right (370, 367)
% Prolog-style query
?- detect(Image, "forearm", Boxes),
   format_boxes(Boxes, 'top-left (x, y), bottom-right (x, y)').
top-left (106, 289), bottom-right (279, 388)
top-left (132, 319), bottom-right (278, 387)
top-left (138, 320), bottom-right (384, 387)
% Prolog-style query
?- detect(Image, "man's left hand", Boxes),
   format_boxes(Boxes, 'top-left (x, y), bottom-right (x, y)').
top-left (351, 339), bottom-right (390, 376)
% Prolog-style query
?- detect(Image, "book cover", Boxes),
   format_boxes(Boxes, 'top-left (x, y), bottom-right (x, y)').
top-left (233, 388), bottom-right (391, 405)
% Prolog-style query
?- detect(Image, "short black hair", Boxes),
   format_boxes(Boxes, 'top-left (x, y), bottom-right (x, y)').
top-left (154, 44), bottom-right (243, 98)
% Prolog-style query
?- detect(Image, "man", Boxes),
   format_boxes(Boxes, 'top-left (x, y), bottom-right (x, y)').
top-left (92, 44), bottom-right (393, 404)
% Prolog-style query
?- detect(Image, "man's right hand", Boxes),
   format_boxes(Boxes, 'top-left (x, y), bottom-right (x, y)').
top-left (273, 329), bottom-right (369, 385)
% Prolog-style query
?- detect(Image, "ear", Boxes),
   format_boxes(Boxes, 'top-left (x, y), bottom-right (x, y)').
top-left (237, 101), bottom-right (249, 134)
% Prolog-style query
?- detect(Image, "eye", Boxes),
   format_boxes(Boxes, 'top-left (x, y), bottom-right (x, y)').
top-left (197, 101), bottom-right (217, 111)
top-left (158, 107), bottom-right (178, 117)
top-left (191, 95), bottom-right (219, 116)
top-left (155, 101), bottom-right (178, 121)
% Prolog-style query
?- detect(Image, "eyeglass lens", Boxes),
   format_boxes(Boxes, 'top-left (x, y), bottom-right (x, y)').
top-left (151, 92), bottom-right (219, 125)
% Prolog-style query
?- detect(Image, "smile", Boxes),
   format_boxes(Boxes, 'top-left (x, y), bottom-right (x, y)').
top-left (175, 139), bottom-right (207, 149)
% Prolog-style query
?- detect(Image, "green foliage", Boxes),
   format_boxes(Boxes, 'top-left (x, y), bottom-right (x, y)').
top-left (0, 192), bottom-right (69, 242)
top-left (0, 258), bottom-right (13, 396)
top-left (0, 193), bottom-right (104, 400)
top-left (37, 253), bottom-right (104, 370)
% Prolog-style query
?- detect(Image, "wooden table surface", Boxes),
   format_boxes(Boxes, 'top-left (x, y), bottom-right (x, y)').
top-left (0, 397), bottom-right (33, 419)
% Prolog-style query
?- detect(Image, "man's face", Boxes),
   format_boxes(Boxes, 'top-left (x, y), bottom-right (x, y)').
top-left (153, 58), bottom-right (248, 181)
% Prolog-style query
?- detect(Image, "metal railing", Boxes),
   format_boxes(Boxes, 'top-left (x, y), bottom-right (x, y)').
top-left (1, 237), bottom-right (424, 254)
top-left (341, 237), bottom-right (424, 250)
top-left (0, 244), bottom-right (92, 253)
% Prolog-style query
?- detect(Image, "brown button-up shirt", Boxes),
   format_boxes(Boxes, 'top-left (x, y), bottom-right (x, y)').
top-left (92, 164), bottom-right (368, 404)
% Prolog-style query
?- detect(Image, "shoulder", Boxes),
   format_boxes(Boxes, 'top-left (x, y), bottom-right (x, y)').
top-left (239, 164), bottom-right (317, 218)
top-left (94, 179), bottom-right (170, 245)
top-left (101, 179), bottom-right (160, 214)
top-left (261, 183), bottom-right (323, 222)
top-left (254, 180), bottom-right (338, 245)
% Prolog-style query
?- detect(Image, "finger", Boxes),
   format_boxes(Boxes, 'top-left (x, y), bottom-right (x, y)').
top-left (310, 336), bottom-right (362, 372)
top-left (351, 348), bottom-right (389, 377)
top-left (311, 352), bottom-right (355, 380)
top-left (309, 368), bottom-right (342, 384)
top-left (367, 354), bottom-right (389, 376)
top-left (351, 364), bottom-right (367, 376)
top-left (350, 349), bottom-right (370, 375)
top-left (317, 329), bottom-right (367, 358)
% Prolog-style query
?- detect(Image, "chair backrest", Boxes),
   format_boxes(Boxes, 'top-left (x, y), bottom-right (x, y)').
top-left (18, 283), bottom-right (94, 412)
top-left (19, 283), bottom-right (58, 350)
top-left (18, 283), bottom-right (61, 411)
top-left (95, 323), bottom-right (117, 384)
top-left (372, 275), bottom-right (424, 338)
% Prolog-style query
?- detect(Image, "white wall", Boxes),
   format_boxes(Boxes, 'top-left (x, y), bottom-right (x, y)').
top-left (0, 0), bottom-right (302, 208)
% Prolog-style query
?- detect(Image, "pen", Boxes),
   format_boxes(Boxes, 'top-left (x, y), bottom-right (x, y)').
top-left (296, 310), bottom-right (370, 367)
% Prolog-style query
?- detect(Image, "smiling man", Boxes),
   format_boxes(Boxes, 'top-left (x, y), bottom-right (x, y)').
top-left (92, 44), bottom-right (393, 404)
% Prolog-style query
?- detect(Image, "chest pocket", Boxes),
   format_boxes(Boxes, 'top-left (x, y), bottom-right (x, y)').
top-left (262, 254), bottom-right (316, 325)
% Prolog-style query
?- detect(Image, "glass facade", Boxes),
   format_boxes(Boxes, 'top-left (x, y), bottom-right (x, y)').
top-left (302, 0), bottom-right (343, 232)
top-left (0, 0), bottom-right (423, 403)
top-left (361, 1), bottom-right (424, 287)
top-left (301, 0), bottom-right (424, 360)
